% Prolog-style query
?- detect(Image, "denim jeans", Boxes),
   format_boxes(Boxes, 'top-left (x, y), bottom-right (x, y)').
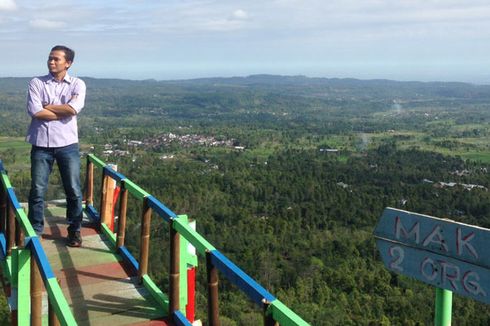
top-left (28, 143), bottom-right (83, 234)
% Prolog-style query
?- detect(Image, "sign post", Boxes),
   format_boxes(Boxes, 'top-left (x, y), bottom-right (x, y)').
top-left (374, 207), bottom-right (490, 325)
top-left (435, 288), bottom-right (452, 326)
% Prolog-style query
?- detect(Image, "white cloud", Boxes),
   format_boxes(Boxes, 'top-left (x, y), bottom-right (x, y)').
top-left (0, 0), bottom-right (16, 11)
top-left (29, 19), bottom-right (66, 29)
top-left (232, 9), bottom-right (248, 20)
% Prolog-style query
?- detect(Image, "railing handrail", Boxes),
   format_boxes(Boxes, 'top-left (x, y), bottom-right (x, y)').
top-left (0, 159), bottom-right (77, 325)
top-left (85, 154), bottom-right (309, 326)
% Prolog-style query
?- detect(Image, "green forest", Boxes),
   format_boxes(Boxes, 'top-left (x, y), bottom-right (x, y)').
top-left (1, 75), bottom-right (490, 325)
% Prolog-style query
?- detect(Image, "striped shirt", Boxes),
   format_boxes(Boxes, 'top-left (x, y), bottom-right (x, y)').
top-left (26, 73), bottom-right (86, 147)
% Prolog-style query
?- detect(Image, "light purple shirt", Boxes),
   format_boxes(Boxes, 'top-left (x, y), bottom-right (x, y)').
top-left (26, 73), bottom-right (86, 147)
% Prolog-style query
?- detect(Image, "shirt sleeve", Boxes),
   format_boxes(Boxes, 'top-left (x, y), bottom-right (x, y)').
top-left (68, 79), bottom-right (86, 113)
top-left (26, 79), bottom-right (44, 117)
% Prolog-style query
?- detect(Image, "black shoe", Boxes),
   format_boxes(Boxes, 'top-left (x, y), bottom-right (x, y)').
top-left (67, 231), bottom-right (82, 247)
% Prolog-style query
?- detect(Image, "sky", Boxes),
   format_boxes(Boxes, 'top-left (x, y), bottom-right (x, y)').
top-left (1, 0), bottom-right (490, 83)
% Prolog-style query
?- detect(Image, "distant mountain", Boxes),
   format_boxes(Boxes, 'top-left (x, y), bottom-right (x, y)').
top-left (2, 75), bottom-right (490, 100)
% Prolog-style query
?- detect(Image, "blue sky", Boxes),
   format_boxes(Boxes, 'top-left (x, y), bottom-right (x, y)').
top-left (1, 0), bottom-right (490, 83)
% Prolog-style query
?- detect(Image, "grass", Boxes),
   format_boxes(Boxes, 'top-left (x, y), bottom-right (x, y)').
top-left (0, 136), bottom-right (30, 149)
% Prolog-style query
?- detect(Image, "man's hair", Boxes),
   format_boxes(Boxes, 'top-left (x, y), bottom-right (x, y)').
top-left (51, 45), bottom-right (75, 63)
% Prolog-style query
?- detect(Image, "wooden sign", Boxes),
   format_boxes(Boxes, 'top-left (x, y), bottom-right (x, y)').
top-left (374, 207), bottom-right (490, 304)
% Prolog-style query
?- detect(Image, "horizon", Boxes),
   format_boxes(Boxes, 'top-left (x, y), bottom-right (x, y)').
top-left (1, 73), bottom-right (489, 86)
top-left (1, 1), bottom-right (490, 85)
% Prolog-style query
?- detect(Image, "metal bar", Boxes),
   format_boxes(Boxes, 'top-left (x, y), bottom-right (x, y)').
top-left (7, 201), bottom-right (15, 256)
top-left (138, 198), bottom-right (152, 282)
top-left (206, 251), bottom-right (220, 326)
top-left (435, 288), bottom-right (452, 326)
top-left (48, 278), bottom-right (61, 326)
top-left (31, 255), bottom-right (43, 326)
top-left (169, 221), bottom-right (180, 314)
top-left (116, 187), bottom-right (128, 248)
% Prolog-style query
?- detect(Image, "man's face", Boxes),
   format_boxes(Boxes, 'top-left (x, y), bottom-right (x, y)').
top-left (47, 50), bottom-right (71, 75)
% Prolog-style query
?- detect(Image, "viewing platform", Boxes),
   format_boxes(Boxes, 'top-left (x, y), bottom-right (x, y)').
top-left (0, 156), bottom-right (308, 325)
top-left (39, 201), bottom-right (170, 325)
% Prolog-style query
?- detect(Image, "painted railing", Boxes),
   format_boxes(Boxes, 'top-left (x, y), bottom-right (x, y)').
top-left (0, 160), bottom-right (76, 325)
top-left (84, 154), bottom-right (309, 326)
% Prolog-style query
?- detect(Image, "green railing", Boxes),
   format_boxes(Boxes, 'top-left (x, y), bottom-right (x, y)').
top-left (0, 160), bottom-right (76, 325)
top-left (84, 154), bottom-right (309, 326)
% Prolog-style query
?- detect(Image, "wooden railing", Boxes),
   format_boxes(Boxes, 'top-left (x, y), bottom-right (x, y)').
top-left (84, 154), bottom-right (309, 326)
top-left (0, 160), bottom-right (76, 326)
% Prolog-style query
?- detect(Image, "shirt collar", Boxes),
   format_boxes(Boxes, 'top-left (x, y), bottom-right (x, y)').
top-left (46, 73), bottom-right (72, 84)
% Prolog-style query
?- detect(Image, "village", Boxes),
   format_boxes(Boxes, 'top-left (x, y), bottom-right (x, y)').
top-left (101, 132), bottom-right (244, 158)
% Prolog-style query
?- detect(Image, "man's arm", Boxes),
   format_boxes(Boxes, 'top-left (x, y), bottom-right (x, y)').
top-left (33, 109), bottom-right (60, 121)
top-left (43, 104), bottom-right (77, 116)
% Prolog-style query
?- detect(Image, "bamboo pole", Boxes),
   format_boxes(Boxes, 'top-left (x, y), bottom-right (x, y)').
top-left (48, 278), bottom-right (61, 326)
top-left (263, 300), bottom-right (278, 326)
top-left (116, 187), bottom-right (128, 248)
top-left (169, 222), bottom-right (180, 314)
top-left (85, 160), bottom-right (94, 206)
top-left (7, 201), bottom-right (15, 256)
top-left (31, 256), bottom-right (43, 326)
top-left (206, 251), bottom-right (220, 326)
top-left (99, 170), bottom-right (108, 225)
top-left (0, 185), bottom-right (6, 234)
top-left (138, 198), bottom-right (152, 282)
top-left (15, 217), bottom-right (24, 248)
top-left (101, 165), bottom-right (116, 228)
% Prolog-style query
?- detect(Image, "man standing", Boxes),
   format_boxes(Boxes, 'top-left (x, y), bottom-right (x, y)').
top-left (26, 45), bottom-right (86, 247)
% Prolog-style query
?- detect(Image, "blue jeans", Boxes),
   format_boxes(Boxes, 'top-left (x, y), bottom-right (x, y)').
top-left (28, 143), bottom-right (82, 235)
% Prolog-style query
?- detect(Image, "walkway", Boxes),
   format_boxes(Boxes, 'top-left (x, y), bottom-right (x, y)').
top-left (39, 202), bottom-right (171, 326)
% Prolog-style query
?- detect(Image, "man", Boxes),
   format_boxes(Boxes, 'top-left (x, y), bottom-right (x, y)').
top-left (26, 45), bottom-right (86, 247)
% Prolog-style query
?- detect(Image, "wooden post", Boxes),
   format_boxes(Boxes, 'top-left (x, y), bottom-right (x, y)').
top-left (263, 300), bottom-right (278, 326)
top-left (206, 251), bottom-right (220, 326)
top-left (48, 279), bottom-right (61, 326)
top-left (169, 221), bottom-right (180, 314)
top-left (116, 187), bottom-right (128, 248)
top-left (99, 169), bottom-right (107, 226)
top-left (0, 185), bottom-right (6, 234)
top-left (31, 256), bottom-right (43, 326)
top-left (100, 166), bottom-right (117, 228)
top-left (85, 160), bottom-right (94, 206)
top-left (138, 198), bottom-right (152, 282)
top-left (7, 201), bottom-right (15, 256)
top-left (15, 217), bottom-right (24, 248)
